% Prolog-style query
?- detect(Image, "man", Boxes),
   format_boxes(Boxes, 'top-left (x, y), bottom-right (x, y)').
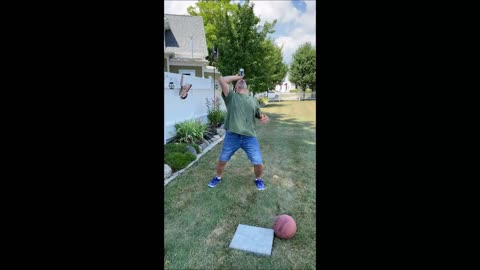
top-left (208, 74), bottom-right (270, 190)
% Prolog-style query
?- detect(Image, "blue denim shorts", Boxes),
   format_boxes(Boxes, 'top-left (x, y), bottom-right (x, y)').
top-left (219, 131), bottom-right (263, 165)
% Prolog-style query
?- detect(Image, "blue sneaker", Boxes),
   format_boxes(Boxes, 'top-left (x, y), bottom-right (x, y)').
top-left (208, 176), bottom-right (222, 188)
top-left (255, 179), bottom-right (265, 190)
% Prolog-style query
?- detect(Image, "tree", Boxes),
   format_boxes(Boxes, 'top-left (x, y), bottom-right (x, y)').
top-left (216, 0), bottom-right (287, 94)
top-left (187, 0), bottom-right (237, 65)
top-left (250, 39), bottom-right (288, 94)
top-left (289, 42), bottom-right (316, 94)
top-left (265, 40), bottom-right (288, 87)
top-left (188, 0), bottom-right (287, 94)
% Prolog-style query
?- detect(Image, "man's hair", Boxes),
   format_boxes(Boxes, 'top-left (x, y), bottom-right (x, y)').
top-left (235, 79), bottom-right (247, 91)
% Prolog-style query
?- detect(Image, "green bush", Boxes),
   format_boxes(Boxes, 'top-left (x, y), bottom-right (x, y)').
top-left (258, 97), bottom-right (269, 106)
top-left (164, 143), bottom-right (189, 154)
top-left (174, 119), bottom-right (207, 144)
top-left (164, 142), bottom-right (200, 172)
top-left (164, 152), bottom-right (196, 171)
top-left (206, 97), bottom-right (227, 128)
top-left (289, 89), bottom-right (298, 93)
top-left (189, 143), bottom-right (201, 154)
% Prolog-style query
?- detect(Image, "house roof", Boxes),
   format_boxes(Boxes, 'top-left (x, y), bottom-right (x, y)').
top-left (164, 14), bottom-right (208, 60)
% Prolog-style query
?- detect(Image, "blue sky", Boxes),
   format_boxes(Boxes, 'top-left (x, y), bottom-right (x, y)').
top-left (292, 0), bottom-right (307, 12)
top-left (164, 0), bottom-right (316, 65)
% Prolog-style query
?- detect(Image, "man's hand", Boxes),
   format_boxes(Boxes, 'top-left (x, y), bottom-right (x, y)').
top-left (260, 113), bottom-right (269, 124)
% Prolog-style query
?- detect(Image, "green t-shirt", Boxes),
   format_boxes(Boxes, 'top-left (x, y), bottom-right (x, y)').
top-left (221, 89), bottom-right (262, 137)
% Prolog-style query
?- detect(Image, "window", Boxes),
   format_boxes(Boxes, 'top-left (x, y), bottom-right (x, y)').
top-left (179, 69), bottom-right (196, 77)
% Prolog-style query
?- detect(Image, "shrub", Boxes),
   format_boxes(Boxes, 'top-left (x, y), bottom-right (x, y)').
top-left (206, 97), bottom-right (227, 128)
top-left (164, 143), bottom-right (189, 155)
top-left (289, 89), bottom-right (298, 93)
top-left (164, 152), bottom-right (196, 171)
top-left (174, 119), bottom-right (207, 144)
top-left (258, 97), bottom-right (269, 106)
top-left (189, 143), bottom-right (201, 154)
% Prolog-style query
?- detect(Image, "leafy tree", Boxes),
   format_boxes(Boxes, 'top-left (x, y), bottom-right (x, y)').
top-left (264, 39), bottom-right (288, 88)
top-left (187, 0), bottom-right (288, 94)
top-left (289, 42), bottom-right (316, 93)
top-left (217, 0), bottom-right (287, 94)
top-left (187, 0), bottom-right (237, 65)
top-left (248, 39), bottom-right (288, 94)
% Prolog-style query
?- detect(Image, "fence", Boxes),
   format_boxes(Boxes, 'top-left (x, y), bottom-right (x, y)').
top-left (164, 72), bottom-right (226, 144)
top-left (298, 91), bottom-right (316, 100)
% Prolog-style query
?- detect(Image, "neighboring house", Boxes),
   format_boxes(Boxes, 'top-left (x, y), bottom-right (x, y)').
top-left (276, 73), bottom-right (296, 92)
top-left (164, 14), bottom-right (210, 78)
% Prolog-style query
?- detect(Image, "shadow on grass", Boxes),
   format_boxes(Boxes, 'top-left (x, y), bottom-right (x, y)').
top-left (255, 111), bottom-right (316, 171)
top-left (263, 102), bottom-right (286, 108)
top-left (258, 112), bottom-right (315, 130)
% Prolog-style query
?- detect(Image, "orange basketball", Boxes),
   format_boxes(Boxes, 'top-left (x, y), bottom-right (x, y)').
top-left (273, 215), bottom-right (296, 239)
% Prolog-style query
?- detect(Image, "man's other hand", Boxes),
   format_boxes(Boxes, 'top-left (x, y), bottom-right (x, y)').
top-left (260, 113), bottom-right (269, 124)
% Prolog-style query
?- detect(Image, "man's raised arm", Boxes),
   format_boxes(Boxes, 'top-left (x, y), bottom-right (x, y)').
top-left (219, 75), bottom-right (244, 97)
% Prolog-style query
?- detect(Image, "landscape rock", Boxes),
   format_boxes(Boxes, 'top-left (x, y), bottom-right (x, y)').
top-left (186, 145), bottom-right (197, 156)
top-left (216, 128), bottom-right (225, 137)
top-left (164, 164), bottom-right (172, 179)
top-left (213, 135), bottom-right (220, 140)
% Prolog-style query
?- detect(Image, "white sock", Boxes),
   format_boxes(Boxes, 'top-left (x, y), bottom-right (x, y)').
top-left (216, 176), bottom-right (222, 179)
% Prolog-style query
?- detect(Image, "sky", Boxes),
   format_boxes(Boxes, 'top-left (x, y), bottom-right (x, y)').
top-left (164, 0), bottom-right (316, 65)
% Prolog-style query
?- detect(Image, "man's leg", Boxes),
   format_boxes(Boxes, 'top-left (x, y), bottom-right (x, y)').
top-left (208, 160), bottom-right (228, 188)
top-left (216, 161), bottom-right (228, 178)
top-left (208, 131), bottom-right (240, 188)
top-left (253, 164), bottom-right (263, 179)
top-left (241, 136), bottom-right (265, 190)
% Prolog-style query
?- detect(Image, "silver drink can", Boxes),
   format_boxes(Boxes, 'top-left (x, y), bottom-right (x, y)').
top-left (239, 68), bottom-right (244, 76)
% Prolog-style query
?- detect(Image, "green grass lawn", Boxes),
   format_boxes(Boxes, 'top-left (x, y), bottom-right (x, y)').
top-left (164, 100), bottom-right (316, 269)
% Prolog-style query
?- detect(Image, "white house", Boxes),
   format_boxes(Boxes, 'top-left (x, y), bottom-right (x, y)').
top-left (163, 14), bottom-right (224, 144)
top-left (274, 73), bottom-right (296, 92)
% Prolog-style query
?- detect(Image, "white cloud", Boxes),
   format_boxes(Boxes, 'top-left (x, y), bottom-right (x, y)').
top-left (275, 32), bottom-right (315, 65)
top-left (251, 1), bottom-right (315, 65)
top-left (164, 0), bottom-right (198, 15)
top-left (249, 1), bottom-right (301, 24)
top-left (297, 1), bottom-right (316, 35)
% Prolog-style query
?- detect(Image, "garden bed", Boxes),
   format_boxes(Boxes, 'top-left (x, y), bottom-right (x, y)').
top-left (164, 132), bottom-right (224, 186)
top-left (164, 97), bottom-right (227, 185)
